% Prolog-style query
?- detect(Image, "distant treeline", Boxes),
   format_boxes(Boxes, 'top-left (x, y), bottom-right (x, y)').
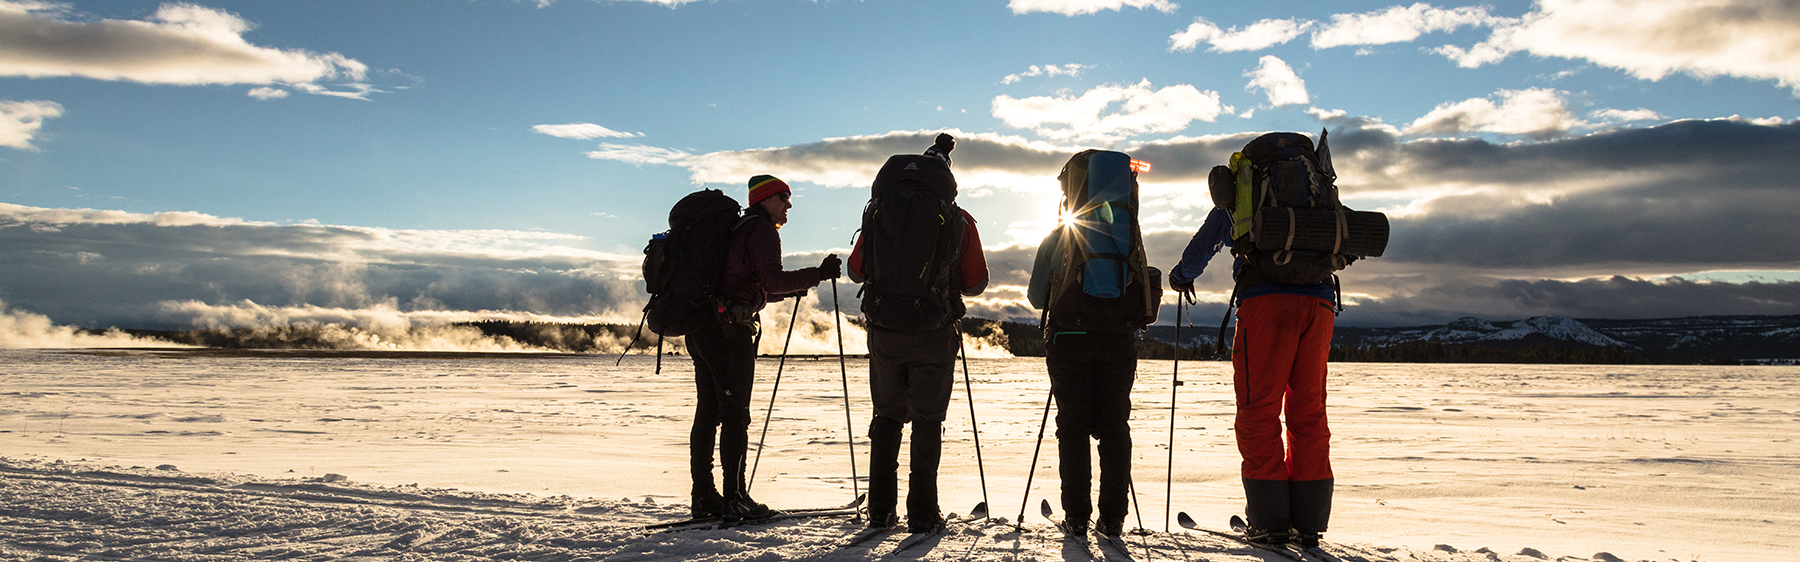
top-left (106, 317), bottom-right (1743, 364)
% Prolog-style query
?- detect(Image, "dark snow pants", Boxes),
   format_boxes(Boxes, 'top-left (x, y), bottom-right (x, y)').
top-left (866, 325), bottom-right (958, 526)
top-left (688, 320), bottom-right (758, 497)
top-left (1046, 330), bottom-right (1137, 526)
top-left (1233, 293), bottom-right (1335, 533)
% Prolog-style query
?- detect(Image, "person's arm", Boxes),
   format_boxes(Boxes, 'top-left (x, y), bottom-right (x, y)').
top-left (745, 221), bottom-right (822, 300)
top-left (1026, 226), bottom-right (1062, 310)
top-left (957, 210), bottom-right (987, 296)
top-left (847, 232), bottom-right (867, 284)
top-left (1169, 207), bottom-right (1232, 286)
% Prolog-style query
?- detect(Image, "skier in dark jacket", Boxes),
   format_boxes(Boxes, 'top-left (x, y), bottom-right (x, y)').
top-left (1169, 206), bottom-right (1335, 547)
top-left (845, 134), bottom-right (989, 532)
top-left (688, 174), bottom-right (841, 520)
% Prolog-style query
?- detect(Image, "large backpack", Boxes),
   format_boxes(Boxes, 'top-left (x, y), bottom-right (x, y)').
top-left (1035, 149), bottom-right (1160, 332)
top-left (857, 154), bottom-right (967, 332)
top-left (1208, 130), bottom-right (1388, 288)
top-left (642, 189), bottom-right (748, 337)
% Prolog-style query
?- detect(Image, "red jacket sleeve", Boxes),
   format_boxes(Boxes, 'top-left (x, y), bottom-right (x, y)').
top-left (958, 210), bottom-right (988, 296)
top-left (847, 232), bottom-right (867, 283)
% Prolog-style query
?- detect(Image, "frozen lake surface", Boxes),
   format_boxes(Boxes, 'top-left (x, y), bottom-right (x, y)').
top-left (2, 349), bottom-right (1795, 561)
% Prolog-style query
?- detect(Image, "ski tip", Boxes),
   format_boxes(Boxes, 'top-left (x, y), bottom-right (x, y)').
top-left (1176, 511), bottom-right (1198, 529)
top-left (969, 501), bottom-right (989, 518)
top-left (1038, 499), bottom-right (1054, 517)
top-left (850, 493), bottom-right (867, 507)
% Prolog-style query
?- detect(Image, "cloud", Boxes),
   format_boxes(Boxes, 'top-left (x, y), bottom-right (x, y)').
top-left (246, 86), bottom-right (288, 100)
top-left (1007, 0), bottom-right (1178, 16)
top-left (1404, 88), bottom-right (1585, 138)
top-left (1001, 63), bottom-right (1093, 85)
top-left (0, 99), bottom-right (61, 150)
top-left (1434, 0), bottom-right (1800, 95)
top-left (991, 80), bottom-right (1228, 143)
top-left (1169, 17), bottom-right (1312, 53)
top-left (584, 142), bottom-right (692, 165)
top-left (533, 123), bottom-right (643, 140)
top-left (1311, 3), bottom-right (1501, 49)
top-left (0, 202), bottom-right (644, 329)
top-left (1244, 56), bottom-right (1309, 107)
top-left (0, 1), bottom-right (373, 94)
top-left (1588, 108), bottom-right (1666, 124)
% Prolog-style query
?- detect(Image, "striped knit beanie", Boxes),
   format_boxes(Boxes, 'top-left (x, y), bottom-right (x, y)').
top-left (747, 175), bottom-right (791, 206)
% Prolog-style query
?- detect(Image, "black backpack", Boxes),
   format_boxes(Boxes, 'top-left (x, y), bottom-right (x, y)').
top-left (643, 189), bottom-right (747, 337)
top-left (1208, 130), bottom-right (1388, 288)
top-left (856, 154), bottom-right (966, 332)
top-left (1037, 149), bottom-right (1161, 333)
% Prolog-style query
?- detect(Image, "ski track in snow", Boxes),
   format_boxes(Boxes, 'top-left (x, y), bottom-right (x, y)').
top-left (2, 458), bottom-right (1517, 562)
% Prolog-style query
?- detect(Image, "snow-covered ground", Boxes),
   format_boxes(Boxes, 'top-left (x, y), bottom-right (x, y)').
top-left (2, 349), bottom-right (1795, 561)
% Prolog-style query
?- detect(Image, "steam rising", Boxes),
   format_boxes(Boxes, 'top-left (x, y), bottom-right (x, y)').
top-left (0, 299), bottom-right (184, 349)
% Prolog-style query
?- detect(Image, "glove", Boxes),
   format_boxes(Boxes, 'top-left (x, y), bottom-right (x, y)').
top-left (818, 253), bottom-right (842, 280)
top-left (1169, 271), bottom-right (1196, 299)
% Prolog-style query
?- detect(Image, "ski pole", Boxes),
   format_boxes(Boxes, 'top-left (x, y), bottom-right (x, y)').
top-left (830, 278), bottom-right (861, 514)
top-left (748, 296), bottom-right (801, 491)
top-left (1017, 387), bottom-right (1054, 529)
top-left (1165, 295), bottom-right (1185, 532)
top-left (614, 309), bottom-right (649, 366)
top-left (955, 323), bottom-right (991, 516)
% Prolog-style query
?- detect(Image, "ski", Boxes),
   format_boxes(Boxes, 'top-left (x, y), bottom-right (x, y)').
top-left (1175, 512), bottom-right (1302, 562)
top-left (890, 524), bottom-right (944, 554)
top-left (1231, 516), bottom-right (1311, 561)
top-left (840, 525), bottom-right (900, 549)
top-left (1090, 526), bottom-right (1136, 562)
top-left (1040, 499), bottom-right (1101, 562)
top-left (643, 493), bottom-right (865, 531)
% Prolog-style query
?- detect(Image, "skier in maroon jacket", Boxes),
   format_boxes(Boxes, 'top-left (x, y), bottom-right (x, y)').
top-left (688, 174), bottom-right (840, 520)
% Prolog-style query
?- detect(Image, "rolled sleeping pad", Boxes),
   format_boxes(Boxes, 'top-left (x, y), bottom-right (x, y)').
top-left (1080, 151), bottom-right (1134, 298)
top-left (1253, 208), bottom-right (1389, 257)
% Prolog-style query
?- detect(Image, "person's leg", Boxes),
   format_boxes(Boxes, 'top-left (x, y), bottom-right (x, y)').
top-left (1234, 296), bottom-right (1303, 537)
top-left (1286, 298), bottom-right (1336, 542)
top-left (686, 325), bottom-right (728, 516)
top-left (717, 322), bottom-right (768, 518)
top-left (866, 327), bottom-right (908, 526)
top-left (1090, 332), bottom-right (1137, 535)
top-left (903, 326), bottom-right (957, 531)
top-left (1047, 334), bottom-right (1096, 528)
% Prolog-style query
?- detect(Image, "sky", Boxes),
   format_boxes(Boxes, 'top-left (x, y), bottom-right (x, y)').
top-left (3, 0), bottom-right (1800, 332)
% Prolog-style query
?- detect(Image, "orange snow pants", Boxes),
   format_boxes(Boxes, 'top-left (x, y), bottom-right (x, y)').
top-left (1232, 294), bottom-right (1335, 482)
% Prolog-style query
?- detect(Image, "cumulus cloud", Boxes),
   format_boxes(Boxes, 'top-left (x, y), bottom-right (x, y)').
top-left (0, 1), bottom-right (373, 94)
top-left (1001, 63), bottom-right (1093, 85)
top-left (1007, 0), bottom-right (1178, 16)
top-left (1169, 17), bottom-right (1312, 53)
top-left (1434, 0), bottom-right (1800, 95)
top-left (1404, 88), bottom-right (1585, 138)
top-left (0, 202), bottom-right (643, 330)
top-left (1311, 3), bottom-right (1501, 49)
top-left (533, 123), bottom-right (642, 140)
top-left (0, 99), bottom-right (61, 149)
top-left (992, 80), bottom-right (1228, 143)
top-left (1244, 56), bottom-right (1309, 107)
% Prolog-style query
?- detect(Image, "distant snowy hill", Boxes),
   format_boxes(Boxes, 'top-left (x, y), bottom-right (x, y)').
top-left (1147, 315), bottom-right (1800, 361)
top-left (1331, 315), bottom-right (1800, 360)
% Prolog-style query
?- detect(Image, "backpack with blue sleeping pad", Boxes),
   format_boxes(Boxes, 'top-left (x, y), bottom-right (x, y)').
top-left (1029, 149), bottom-right (1161, 333)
